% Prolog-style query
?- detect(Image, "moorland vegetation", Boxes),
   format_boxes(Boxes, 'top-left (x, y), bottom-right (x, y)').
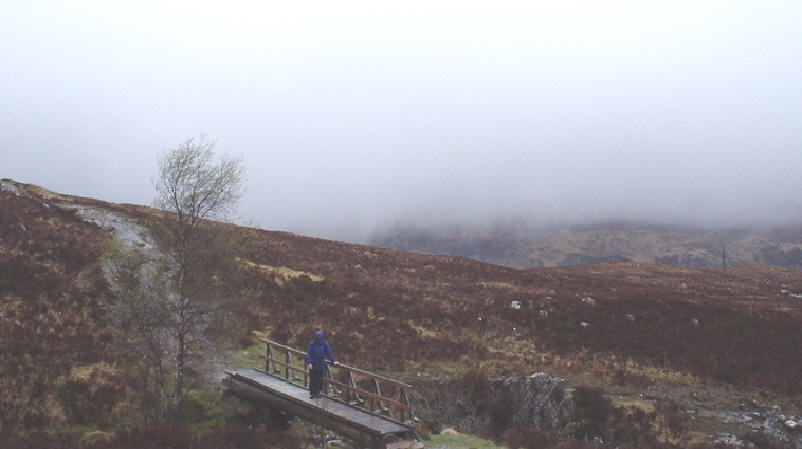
top-left (2, 178), bottom-right (801, 448)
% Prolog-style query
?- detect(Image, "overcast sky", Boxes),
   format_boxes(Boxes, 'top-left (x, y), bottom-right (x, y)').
top-left (3, 0), bottom-right (801, 241)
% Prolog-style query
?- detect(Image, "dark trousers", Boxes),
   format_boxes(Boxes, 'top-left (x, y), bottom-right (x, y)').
top-left (309, 369), bottom-right (324, 397)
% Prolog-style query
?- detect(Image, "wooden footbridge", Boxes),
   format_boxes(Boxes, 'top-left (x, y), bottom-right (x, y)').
top-left (225, 338), bottom-right (419, 448)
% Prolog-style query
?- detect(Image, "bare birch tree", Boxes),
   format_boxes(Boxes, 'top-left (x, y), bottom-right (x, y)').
top-left (152, 135), bottom-right (245, 418)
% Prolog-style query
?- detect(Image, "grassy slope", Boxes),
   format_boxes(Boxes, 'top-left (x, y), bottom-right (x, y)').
top-left (0, 186), bottom-right (117, 433)
top-left (243, 227), bottom-right (802, 401)
top-left (3, 179), bottom-right (802, 441)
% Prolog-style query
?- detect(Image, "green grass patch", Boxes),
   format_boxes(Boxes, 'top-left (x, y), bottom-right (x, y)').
top-left (229, 341), bottom-right (269, 370)
top-left (423, 430), bottom-right (506, 449)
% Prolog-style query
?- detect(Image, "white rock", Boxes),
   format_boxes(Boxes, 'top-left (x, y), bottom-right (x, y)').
top-left (510, 300), bottom-right (521, 309)
top-left (0, 181), bottom-right (22, 195)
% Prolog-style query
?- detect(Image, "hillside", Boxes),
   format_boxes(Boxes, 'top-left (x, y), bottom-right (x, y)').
top-left (0, 180), bottom-right (116, 435)
top-left (370, 222), bottom-right (802, 269)
top-left (3, 179), bottom-right (802, 447)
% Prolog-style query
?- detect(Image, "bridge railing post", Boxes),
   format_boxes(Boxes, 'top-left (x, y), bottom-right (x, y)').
top-left (372, 378), bottom-right (388, 414)
top-left (400, 388), bottom-right (413, 424)
top-left (286, 349), bottom-right (300, 381)
top-left (325, 367), bottom-right (341, 396)
top-left (266, 342), bottom-right (281, 375)
top-left (346, 370), bottom-right (362, 406)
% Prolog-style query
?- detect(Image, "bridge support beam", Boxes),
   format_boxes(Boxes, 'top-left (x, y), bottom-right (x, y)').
top-left (225, 376), bottom-right (412, 448)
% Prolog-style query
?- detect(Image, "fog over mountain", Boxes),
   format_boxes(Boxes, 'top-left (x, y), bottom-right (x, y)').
top-left (3, 1), bottom-right (801, 242)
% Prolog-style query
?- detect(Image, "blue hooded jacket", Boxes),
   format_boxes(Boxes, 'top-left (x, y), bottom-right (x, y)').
top-left (306, 331), bottom-right (336, 371)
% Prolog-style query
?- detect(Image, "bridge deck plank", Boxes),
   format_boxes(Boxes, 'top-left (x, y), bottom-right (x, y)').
top-left (230, 369), bottom-right (409, 435)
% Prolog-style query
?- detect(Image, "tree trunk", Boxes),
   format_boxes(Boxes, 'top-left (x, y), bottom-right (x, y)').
top-left (175, 296), bottom-right (186, 420)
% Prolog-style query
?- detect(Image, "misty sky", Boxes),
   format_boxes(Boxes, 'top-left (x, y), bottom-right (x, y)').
top-left (3, 1), bottom-right (802, 241)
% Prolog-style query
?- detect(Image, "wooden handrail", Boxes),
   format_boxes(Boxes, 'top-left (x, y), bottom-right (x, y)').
top-left (325, 379), bottom-right (411, 411)
top-left (257, 354), bottom-right (307, 374)
top-left (259, 337), bottom-right (415, 422)
top-left (259, 338), bottom-right (412, 390)
top-left (329, 361), bottom-right (413, 390)
top-left (260, 338), bottom-right (306, 357)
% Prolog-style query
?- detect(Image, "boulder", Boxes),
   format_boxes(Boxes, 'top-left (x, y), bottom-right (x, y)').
top-left (506, 373), bottom-right (574, 435)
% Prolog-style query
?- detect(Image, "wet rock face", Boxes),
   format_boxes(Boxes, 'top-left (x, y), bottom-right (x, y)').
top-left (414, 371), bottom-right (576, 437)
top-left (501, 372), bottom-right (575, 435)
top-left (57, 203), bottom-right (154, 250)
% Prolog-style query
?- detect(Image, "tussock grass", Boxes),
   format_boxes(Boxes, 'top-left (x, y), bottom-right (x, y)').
top-left (237, 258), bottom-right (324, 285)
top-left (423, 429), bottom-right (506, 449)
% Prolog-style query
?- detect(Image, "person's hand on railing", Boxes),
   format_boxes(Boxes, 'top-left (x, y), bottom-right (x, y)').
top-left (308, 363), bottom-right (313, 370)
top-left (333, 361), bottom-right (341, 367)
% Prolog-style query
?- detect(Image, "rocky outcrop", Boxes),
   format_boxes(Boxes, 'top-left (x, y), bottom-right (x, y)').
top-left (503, 372), bottom-right (575, 435)
top-left (731, 403), bottom-right (802, 449)
top-left (413, 371), bottom-right (575, 437)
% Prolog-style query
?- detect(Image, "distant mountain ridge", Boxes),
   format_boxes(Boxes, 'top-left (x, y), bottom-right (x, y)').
top-left (370, 222), bottom-right (802, 269)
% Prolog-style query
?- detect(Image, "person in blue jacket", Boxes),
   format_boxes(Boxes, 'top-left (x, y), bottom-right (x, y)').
top-left (306, 330), bottom-right (340, 399)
